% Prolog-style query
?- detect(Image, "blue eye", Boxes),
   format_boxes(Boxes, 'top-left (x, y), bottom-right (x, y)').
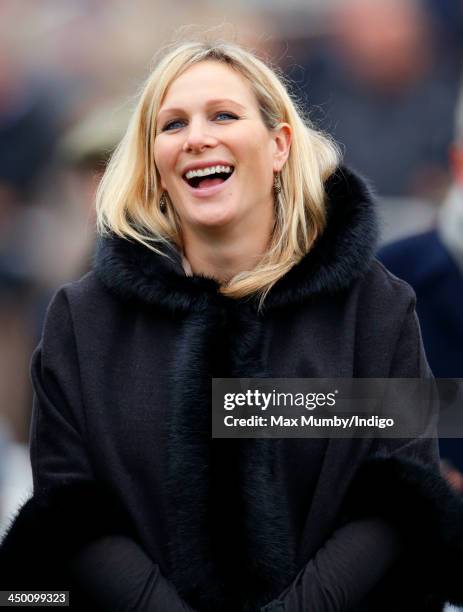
top-left (215, 112), bottom-right (238, 121)
top-left (162, 119), bottom-right (186, 132)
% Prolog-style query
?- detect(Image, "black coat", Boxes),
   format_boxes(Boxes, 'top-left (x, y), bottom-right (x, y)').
top-left (1, 167), bottom-right (463, 612)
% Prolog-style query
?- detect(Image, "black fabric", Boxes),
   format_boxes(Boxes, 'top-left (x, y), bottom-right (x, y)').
top-left (379, 230), bottom-right (463, 471)
top-left (267, 518), bottom-right (401, 611)
top-left (68, 536), bottom-right (195, 612)
top-left (1, 166), bottom-right (462, 611)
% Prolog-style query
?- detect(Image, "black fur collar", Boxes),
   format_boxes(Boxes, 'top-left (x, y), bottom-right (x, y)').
top-left (94, 166), bottom-right (378, 314)
top-left (92, 165), bottom-right (378, 609)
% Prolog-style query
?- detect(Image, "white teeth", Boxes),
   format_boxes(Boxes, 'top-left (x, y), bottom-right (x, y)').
top-left (185, 165), bottom-right (233, 180)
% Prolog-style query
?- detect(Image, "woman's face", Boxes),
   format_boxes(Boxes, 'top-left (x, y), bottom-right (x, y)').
top-left (154, 60), bottom-right (291, 233)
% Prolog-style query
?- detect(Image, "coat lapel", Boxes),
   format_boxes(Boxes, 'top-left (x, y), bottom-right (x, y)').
top-left (165, 301), bottom-right (296, 611)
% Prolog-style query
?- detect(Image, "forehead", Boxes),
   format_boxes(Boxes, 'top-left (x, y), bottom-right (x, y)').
top-left (159, 60), bottom-right (257, 110)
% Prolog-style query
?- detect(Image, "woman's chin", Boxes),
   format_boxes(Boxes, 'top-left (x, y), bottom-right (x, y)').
top-left (187, 206), bottom-right (238, 231)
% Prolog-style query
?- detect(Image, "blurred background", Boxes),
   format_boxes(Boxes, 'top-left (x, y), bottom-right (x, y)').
top-left (1, 0), bottom-right (463, 539)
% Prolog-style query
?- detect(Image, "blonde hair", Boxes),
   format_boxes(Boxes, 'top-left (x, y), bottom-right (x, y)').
top-left (96, 40), bottom-right (341, 303)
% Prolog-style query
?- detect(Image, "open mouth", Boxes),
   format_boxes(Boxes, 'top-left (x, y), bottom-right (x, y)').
top-left (183, 165), bottom-right (235, 190)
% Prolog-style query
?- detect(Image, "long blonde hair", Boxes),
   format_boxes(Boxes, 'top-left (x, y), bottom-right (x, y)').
top-left (96, 40), bottom-right (340, 302)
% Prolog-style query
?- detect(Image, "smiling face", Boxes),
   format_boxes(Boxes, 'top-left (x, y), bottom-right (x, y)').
top-left (153, 60), bottom-right (291, 239)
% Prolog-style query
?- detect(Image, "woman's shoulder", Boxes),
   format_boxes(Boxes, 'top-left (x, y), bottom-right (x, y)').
top-left (52, 270), bottom-right (118, 309)
top-left (362, 258), bottom-right (417, 312)
top-left (353, 258), bottom-right (418, 336)
top-left (44, 270), bottom-right (127, 334)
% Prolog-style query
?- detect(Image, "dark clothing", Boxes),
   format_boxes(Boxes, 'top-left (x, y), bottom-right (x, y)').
top-left (379, 230), bottom-right (463, 378)
top-left (1, 168), bottom-right (463, 611)
top-left (379, 230), bottom-right (463, 470)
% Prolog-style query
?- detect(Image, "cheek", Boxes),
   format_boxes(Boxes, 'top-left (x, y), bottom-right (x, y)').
top-left (245, 139), bottom-right (275, 179)
top-left (245, 127), bottom-right (275, 163)
top-left (155, 164), bottom-right (166, 191)
top-left (154, 141), bottom-right (175, 190)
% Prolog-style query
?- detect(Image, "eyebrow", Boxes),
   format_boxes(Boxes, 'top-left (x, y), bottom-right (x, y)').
top-left (157, 98), bottom-right (247, 120)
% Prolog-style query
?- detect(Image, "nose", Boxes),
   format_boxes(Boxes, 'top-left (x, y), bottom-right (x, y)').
top-left (182, 117), bottom-right (217, 153)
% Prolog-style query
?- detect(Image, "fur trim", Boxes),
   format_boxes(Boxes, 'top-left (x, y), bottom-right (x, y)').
top-left (346, 455), bottom-right (463, 610)
top-left (165, 306), bottom-right (296, 612)
top-left (94, 166), bottom-right (378, 314)
top-left (0, 482), bottom-right (134, 603)
top-left (91, 165), bottom-right (379, 609)
top-left (265, 166), bottom-right (378, 309)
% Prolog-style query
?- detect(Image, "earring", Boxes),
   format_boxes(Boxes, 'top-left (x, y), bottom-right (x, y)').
top-left (273, 173), bottom-right (282, 195)
top-left (160, 192), bottom-right (168, 213)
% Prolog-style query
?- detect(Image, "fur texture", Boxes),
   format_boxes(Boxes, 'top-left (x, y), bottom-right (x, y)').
top-left (164, 304), bottom-right (297, 611)
top-left (92, 165), bottom-right (463, 611)
top-left (3, 166), bottom-right (463, 611)
top-left (94, 166), bottom-right (378, 314)
top-left (92, 165), bottom-right (381, 609)
top-left (346, 455), bottom-right (463, 610)
top-left (0, 483), bottom-right (134, 598)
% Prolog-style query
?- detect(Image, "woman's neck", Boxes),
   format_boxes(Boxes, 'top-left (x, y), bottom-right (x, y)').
top-left (182, 216), bottom-right (274, 283)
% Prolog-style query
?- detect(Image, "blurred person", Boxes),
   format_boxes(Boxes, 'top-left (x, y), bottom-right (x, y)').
top-left (424, 0), bottom-right (463, 60)
top-left (1, 39), bottom-right (463, 612)
top-left (0, 99), bottom-right (126, 532)
top-left (58, 99), bottom-right (131, 230)
top-left (27, 100), bottom-right (131, 332)
top-left (376, 193), bottom-right (436, 245)
top-left (0, 43), bottom-right (64, 444)
top-left (379, 79), bottom-right (463, 488)
top-left (0, 50), bottom-right (61, 204)
top-left (295, 0), bottom-right (460, 199)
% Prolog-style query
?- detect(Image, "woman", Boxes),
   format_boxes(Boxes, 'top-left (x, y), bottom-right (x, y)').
top-left (1, 40), bottom-right (463, 612)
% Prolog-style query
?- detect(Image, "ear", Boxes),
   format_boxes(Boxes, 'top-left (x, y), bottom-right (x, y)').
top-left (272, 123), bottom-right (292, 172)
